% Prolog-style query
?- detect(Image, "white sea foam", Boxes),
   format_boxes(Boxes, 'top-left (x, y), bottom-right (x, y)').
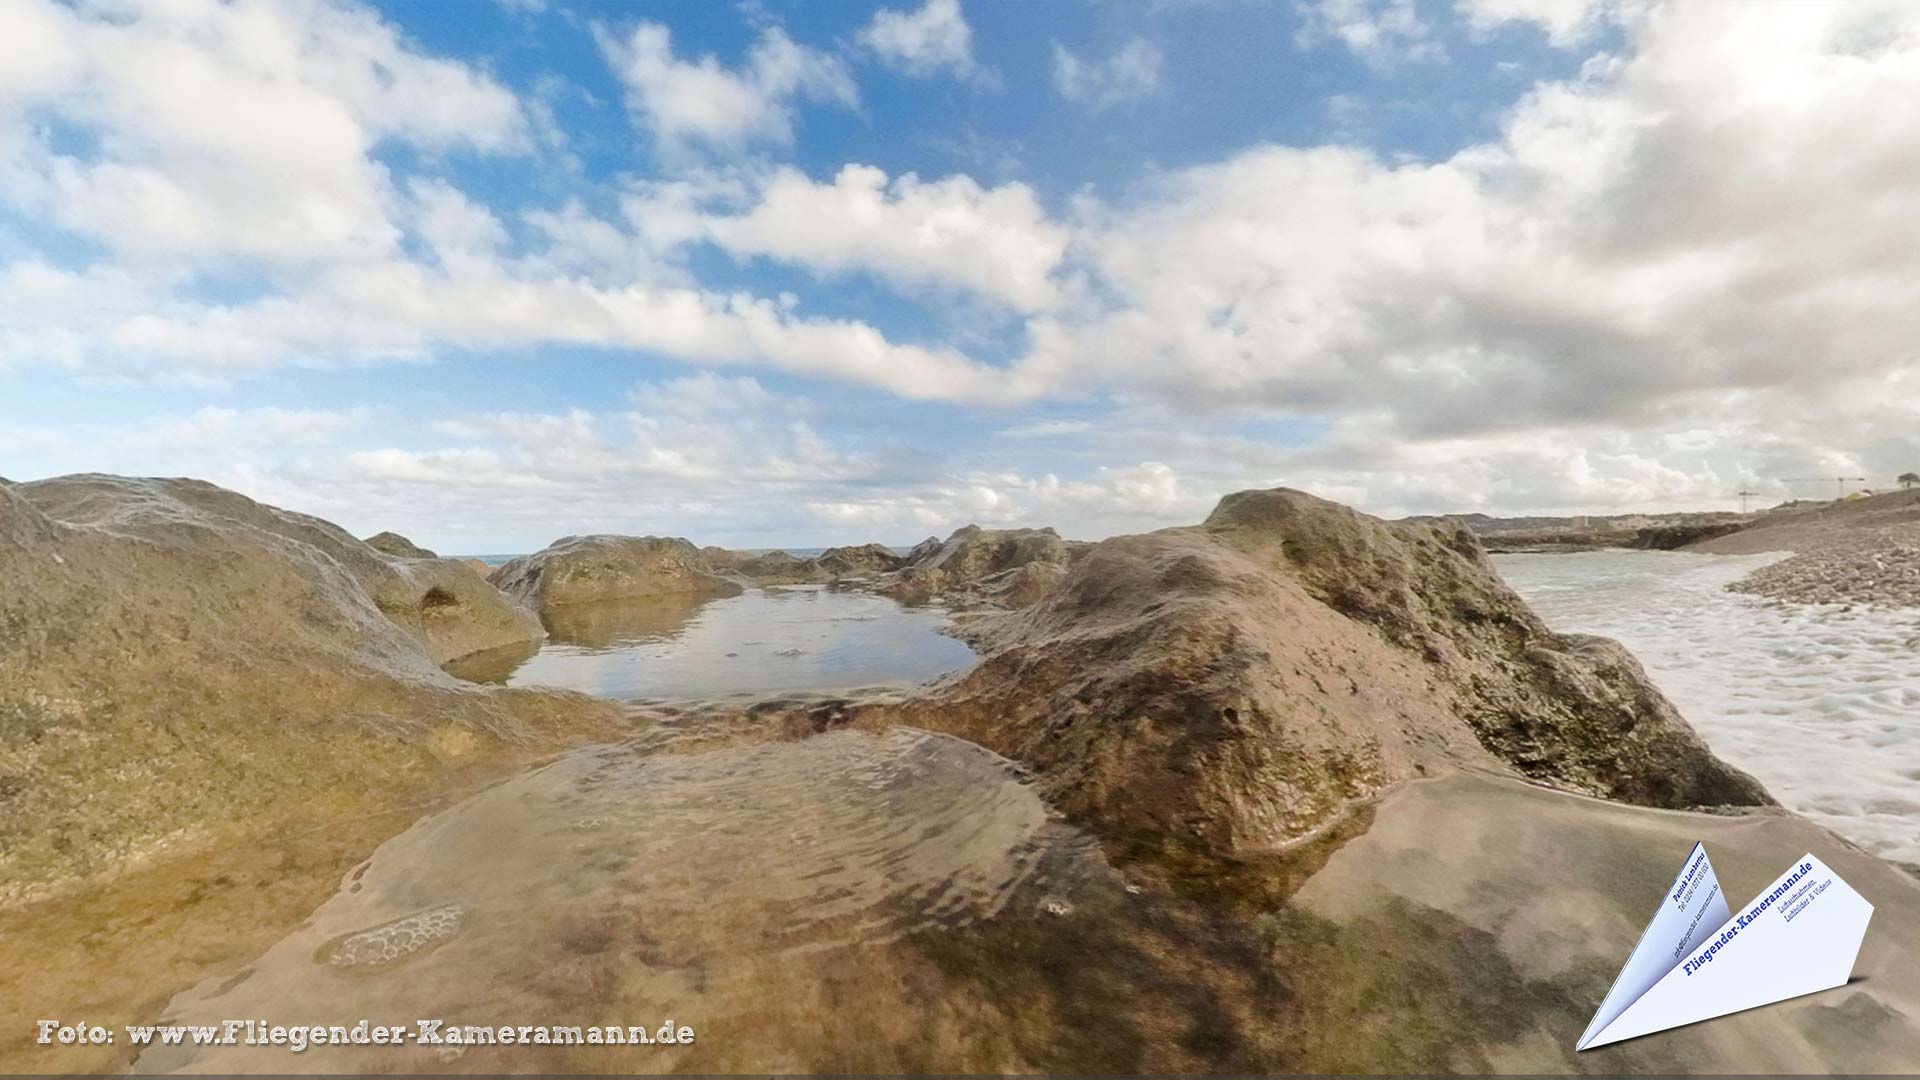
top-left (1496, 550), bottom-right (1920, 863)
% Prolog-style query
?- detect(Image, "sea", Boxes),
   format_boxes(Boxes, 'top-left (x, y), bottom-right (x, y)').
top-left (1497, 550), bottom-right (1920, 864)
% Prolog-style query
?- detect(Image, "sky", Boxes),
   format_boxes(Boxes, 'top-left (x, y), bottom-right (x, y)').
top-left (3, 0), bottom-right (1919, 553)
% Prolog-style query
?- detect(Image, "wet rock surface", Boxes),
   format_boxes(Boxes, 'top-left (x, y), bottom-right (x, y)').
top-left (126, 732), bottom-right (1920, 1075)
top-left (1285, 772), bottom-right (1920, 1073)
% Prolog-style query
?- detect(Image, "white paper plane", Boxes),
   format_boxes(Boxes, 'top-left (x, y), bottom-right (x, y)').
top-left (1577, 846), bottom-right (1873, 1050)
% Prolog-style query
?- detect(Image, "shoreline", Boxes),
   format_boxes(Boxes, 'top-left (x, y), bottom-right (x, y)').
top-left (7, 475), bottom-right (1920, 1072)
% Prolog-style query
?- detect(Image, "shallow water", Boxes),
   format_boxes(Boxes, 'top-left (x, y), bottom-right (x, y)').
top-left (134, 727), bottom-right (1114, 1073)
top-left (1496, 550), bottom-right (1920, 863)
top-left (447, 585), bottom-right (976, 701)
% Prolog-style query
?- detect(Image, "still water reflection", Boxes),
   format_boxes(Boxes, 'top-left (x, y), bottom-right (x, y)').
top-left (447, 585), bottom-right (977, 701)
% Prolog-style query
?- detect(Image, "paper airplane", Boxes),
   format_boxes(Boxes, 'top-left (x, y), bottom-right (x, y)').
top-left (1577, 844), bottom-right (1873, 1050)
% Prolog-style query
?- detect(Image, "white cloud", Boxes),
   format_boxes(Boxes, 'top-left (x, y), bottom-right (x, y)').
top-left (652, 164), bottom-right (1069, 311)
top-left (858, 0), bottom-right (984, 82)
top-left (1296, 0), bottom-right (1444, 67)
top-left (1051, 39), bottom-right (1163, 109)
top-left (118, 406), bottom-right (373, 451)
top-left (595, 21), bottom-right (857, 152)
top-left (802, 460), bottom-right (1209, 538)
top-left (14, 0), bottom-right (1920, 539)
top-left (1018, 0), bottom-right (1920, 469)
top-left (0, 0), bottom-right (527, 269)
top-left (999, 419), bottom-right (1094, 439)
top-left (408, 179), bottom-right (510, 278)
top-left (1459, 0), bottom-right (1632, 47)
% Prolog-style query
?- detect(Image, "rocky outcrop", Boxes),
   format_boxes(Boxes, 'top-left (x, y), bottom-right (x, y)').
top-left (700, 542), bottom-right (907, 585)
top-left (1627, 521), bottom-right (1746, 549)
top-left (879, 525), bottom-right (1084, 606)
top-left (725, 549), bottom-right (819, 584)
top-left (885, 488), bottom-right (1768, 868)
top-left (816, 542), bottom-right (904, 577)
top-left (18, 476), bottom-right (543, 666)
top-left (364, 530), bottom-right (437, 558)
top-left (491, 534), bottom-right (741, 612)
top-left (1428, 510), bottom-right (1753, 553)
top-left (0, 475), bottom-right (614, 898)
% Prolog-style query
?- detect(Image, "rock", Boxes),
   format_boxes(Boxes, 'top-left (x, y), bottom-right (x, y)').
top-left (17, 478), bottom-right (1920, 1075)
top-left (879, 525), bottom-right (1084, 606)
top-left (363, 530), bottom-right (437, 558)
top-left (883, 488), bottom-right (1769, 869)
top-left (491, 534), bottom-right (741, 612)
top-left (700, 543), bottom-right (904, 585)
top-left (700, 546), bottom-right (820, 585)
top-left (17, 475), bottom-right (543, 666)
top-left (815, 542), bottom-right (904, 577)
top-left (0, 474), bottom-right (614, 898)
top-left (728, 549), bottom-right (817, 583)
top-left (973, 560), bottom-right (1069, 608)
top-left (699, 544), bottom-right (743, 569)
top-left (1628, 521), bottom-right (1746, 549)
top-left (904, 524), bottom-right (1079, 577)
top-left (1420, 510), bottom-right (1753, 553)
top-left (1279, 771), bottom-right (1920, 1073)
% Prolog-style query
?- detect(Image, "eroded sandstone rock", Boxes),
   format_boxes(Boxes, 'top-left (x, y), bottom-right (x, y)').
top-left (879, 524), bottom-right (1084, 606)
top-left (364, 530), bottom-right (437, 559)
top-left (883, 488), bottom-right (1769, 869)
top-left (816, 542), bottom-right (905, 577)
top-left (491, 534), bottom-right (741, 612)
top-left (0, 475), bottom-right (611, 897)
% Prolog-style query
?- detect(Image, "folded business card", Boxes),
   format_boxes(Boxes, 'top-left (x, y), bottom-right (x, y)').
top-left (1577, 844), bottom-right (1873, 1050)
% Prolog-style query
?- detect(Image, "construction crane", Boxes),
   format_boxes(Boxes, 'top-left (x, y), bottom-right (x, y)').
top-left (1732, 488), bottom-right (1762, 513)
top-left (1781, 476), bottom-right (1867, 500)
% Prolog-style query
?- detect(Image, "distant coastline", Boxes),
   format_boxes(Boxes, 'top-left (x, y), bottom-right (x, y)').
top-left (454, 546), bottom-right (914, 568)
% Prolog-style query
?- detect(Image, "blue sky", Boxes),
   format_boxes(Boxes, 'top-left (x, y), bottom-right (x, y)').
top-left (3, 0), bottom-right (1918, 553)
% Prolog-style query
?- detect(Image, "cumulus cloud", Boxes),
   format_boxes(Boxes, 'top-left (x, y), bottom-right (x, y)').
top-left (12, 0), bottom-right (1920, 539)
top-left (1051, 39), bottom-right (1163, 109)
top-left (0, 2), bottom-right (998, 402)
top-left (1020, 0), bottom-right (1920, 475)
top-left (595, 21), bottom-right (857, 151)
top-left (1459, 0), bottom-right (1630, 47)
top-left (1295, 0), bottom-right (1443, 68)
top-left (0, 0), bottom-right (526, 269)
top-left (858, 0), bottom-right (986, 82)
top-left (118, 406), bottom-right (374, 451)
top-left (641, 164), bottom-right (1069, 311)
